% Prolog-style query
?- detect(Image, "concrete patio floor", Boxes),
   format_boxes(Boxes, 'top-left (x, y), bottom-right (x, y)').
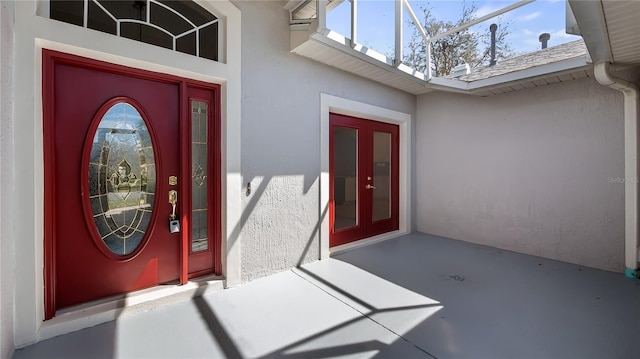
top-left (13, 233), bottom-right (640, 358)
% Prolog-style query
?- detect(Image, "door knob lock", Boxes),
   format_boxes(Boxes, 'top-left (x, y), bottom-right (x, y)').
top-left (168, 190), bottom-right (180, 233)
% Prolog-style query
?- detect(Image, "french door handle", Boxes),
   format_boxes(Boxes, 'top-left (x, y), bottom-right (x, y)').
top-left (366, 184), bottom-right (376, 189)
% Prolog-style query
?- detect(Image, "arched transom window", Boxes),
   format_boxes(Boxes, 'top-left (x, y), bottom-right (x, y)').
top-left (49, 0), bottom-right (219, 61)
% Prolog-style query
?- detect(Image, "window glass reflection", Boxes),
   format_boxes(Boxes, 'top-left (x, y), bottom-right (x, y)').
top-left (89, 102), bottom-right (155, 256)
top-left (333, 127), bottom-right (358, 230)
top-left (192, 101), bottom-right (209, 252)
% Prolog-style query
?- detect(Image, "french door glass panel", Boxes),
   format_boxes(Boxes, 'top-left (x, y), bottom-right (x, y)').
top-left (333, 126), bottom-right (358, 230)
top-left (372, 131), bottom-right (391, 222)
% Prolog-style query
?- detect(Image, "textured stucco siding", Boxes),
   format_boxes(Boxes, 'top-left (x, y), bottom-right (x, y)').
top-left (1, 1), bottom-right (15, 358)
top-left (416, 77), bottom-right (625, 272)
top-left (234, 1), bottom-right (416, 282)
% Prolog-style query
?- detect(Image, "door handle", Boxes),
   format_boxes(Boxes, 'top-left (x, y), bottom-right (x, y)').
top-left (169, 190), bottom-right (177, 218)
top-left (366, 184), bottom-right (376, 189)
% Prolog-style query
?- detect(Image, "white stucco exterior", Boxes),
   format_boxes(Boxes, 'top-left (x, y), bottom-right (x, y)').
top-left (0, 0), bottom-right (636, 357)
top-left (416, 77), bottom-right (626, 272)
top-left (0, 0), bottom-right (417, 353)
top-left (3, 0), bottom-right (244, 350)
top-left (235, 2), bottom-right (415, 282)
top-left (1, 2), bottom-right (16, 358)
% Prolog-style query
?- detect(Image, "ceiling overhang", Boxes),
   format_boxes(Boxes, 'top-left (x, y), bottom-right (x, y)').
top-left (568, 0), bottom-right (640, 67)
top-left (290, 18), bottom-right (591, 96)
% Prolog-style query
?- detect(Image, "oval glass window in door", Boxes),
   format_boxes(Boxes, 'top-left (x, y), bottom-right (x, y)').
top-left (88, 102), bottom-right (156, 256)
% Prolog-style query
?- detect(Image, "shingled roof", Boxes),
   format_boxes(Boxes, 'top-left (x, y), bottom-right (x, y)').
top-left (457, 39), bottom-right (588, 82)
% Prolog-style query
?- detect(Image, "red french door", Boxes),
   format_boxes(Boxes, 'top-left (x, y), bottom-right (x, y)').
top-left (43, 50), bottom-right (221, 318)
top-left (329, 113), bottom-right (399, 247)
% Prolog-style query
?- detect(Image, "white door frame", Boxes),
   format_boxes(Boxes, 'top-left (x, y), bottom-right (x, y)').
top-left (11, 0), bottom-right (241, 346)
top-left (320, 94), bottom-right (412, 257)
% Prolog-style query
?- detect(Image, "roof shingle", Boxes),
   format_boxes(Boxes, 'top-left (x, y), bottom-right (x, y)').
top-left (457, 39), bottom-right (587, 82)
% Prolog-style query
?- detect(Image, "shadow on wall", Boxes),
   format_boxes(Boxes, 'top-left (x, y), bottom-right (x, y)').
top-left (232, 174), bottom-right (325, 280)
top-left (12, 174), bottom-right (324, 358)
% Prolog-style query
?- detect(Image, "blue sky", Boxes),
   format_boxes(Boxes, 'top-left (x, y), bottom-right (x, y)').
top-left (327, 0), bottom-right (581, 57)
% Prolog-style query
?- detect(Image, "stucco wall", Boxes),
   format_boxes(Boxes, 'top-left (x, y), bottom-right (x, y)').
top-left (0, 1), bottom-right (15, 357)
top-left (233, 1), bottom-right (416, 282)
top-left (416, 77), bottom-right (625, 272)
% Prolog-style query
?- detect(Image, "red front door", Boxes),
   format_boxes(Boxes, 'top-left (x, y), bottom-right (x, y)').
top-left (43, 51), bottom-right (220, 318)
top-left (329, 113), bottom-right (400, 247)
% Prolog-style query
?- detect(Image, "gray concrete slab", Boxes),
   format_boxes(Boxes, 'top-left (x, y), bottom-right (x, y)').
top-left (333, 233), bottom-right (640, 359)
top-left (13, 233), bottom-right (640, 358)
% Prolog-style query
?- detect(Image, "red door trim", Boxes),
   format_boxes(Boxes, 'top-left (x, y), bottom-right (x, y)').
top-left (366, 119), bottom-right (400, 237)
top-left (329, 118), bottom-right (367, 243)
top-left (180, 82), bottom-right (189, 285)
top-left (213, 84), bottom-right (222, 275)
top-left (42, 49), bottom-right (222, 319)
top-left (185, 85), bottom-right (222, 278)
top-left (209, 85), bottom-right (223, 276)
top-left (80, 97), bottom-right (163, 261)
top-left (42, 50), bottom-right (57, 319)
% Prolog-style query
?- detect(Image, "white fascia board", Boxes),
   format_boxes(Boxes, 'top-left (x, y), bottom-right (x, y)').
top-left (396, 63), bottom-right (427, 80)
top-left (301, 30), bottom-right (590, 95)
top-left (427, 77), bottom-right (471, 91)
top-left (465, 57), bottom-right (591, 90)
top-left (427, 57), bottom-right (591, 93)
top-left (321, 30), bottom-right (394, 66)
top-left (309, 31), bottom-right (428, 85)
top-left (567, 0), bottom-right (612, 64)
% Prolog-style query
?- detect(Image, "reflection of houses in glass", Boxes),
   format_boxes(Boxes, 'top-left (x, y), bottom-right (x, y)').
top-left (89, 102), bottom-right (156, 256)
top-left (104, 128), bottom-right (149, 211)
top-left (139, 165), bottom-right (148, 205)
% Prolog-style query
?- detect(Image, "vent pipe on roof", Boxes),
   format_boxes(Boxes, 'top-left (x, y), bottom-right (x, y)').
top-left (450, 63), bottom-right (470, 78)
top-left (489, 23), bottom-right (497, 66)
top-left (539, 33), bottom-right (550, 49)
